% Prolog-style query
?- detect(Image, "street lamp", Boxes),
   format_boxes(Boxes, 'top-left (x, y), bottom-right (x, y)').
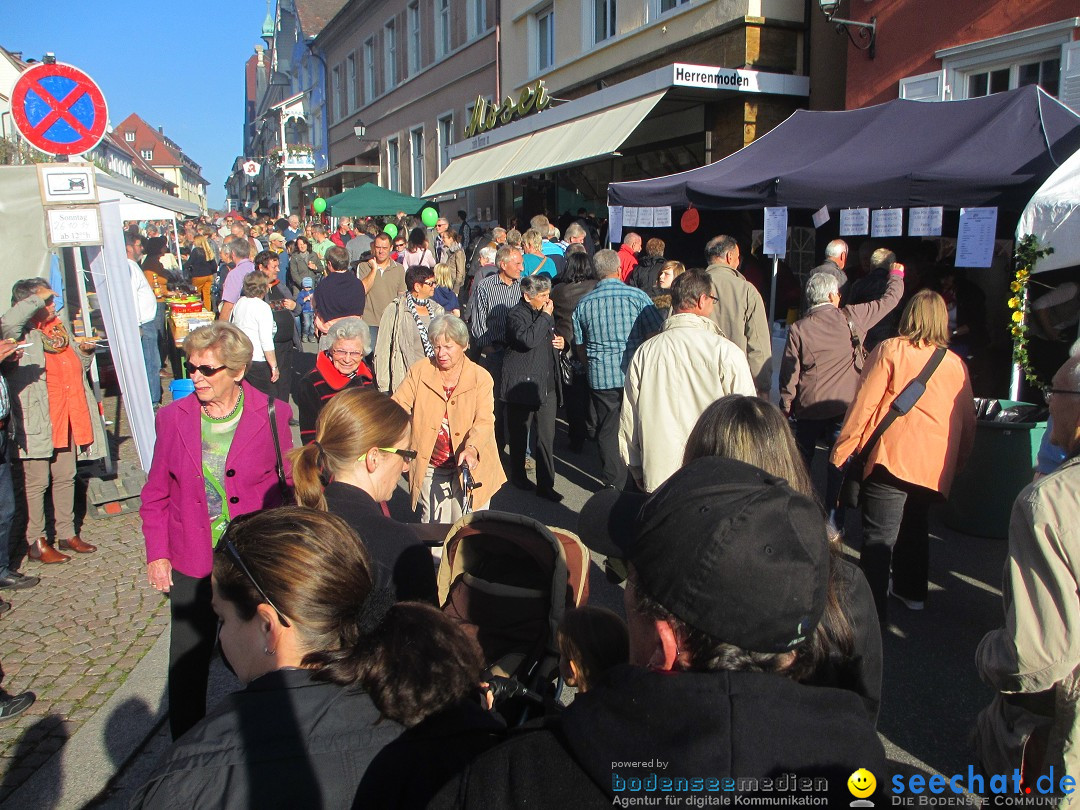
top-left (353, 118), bottom-right (378, 151)
top-left (817, 0), bottom-right (876, 59)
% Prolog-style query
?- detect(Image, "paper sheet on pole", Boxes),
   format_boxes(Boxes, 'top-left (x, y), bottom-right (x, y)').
top-left (871, 209), bottom-right (903, 238)
top-left (812, 206), bottom-right (830, 229)
top-left (908, 207), bottom-right (943, 237)
top-left (608, 206), bottom-right (623, 244)
top-left (763, 207), bottom-right (788, 257)
top-left (654, 207), bottom-right (672, 227)
top-left (637, 207), bottom-right (655, 228)
top-left (956, 207), bottom-right (998, 268)
top-left (624, 207), bottom-right (639, 227)
top-left (840, 208), bottom-right (869, 236)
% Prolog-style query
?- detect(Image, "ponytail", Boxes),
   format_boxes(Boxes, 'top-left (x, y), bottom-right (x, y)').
top-left (288, 441), bottom-right (329, 510)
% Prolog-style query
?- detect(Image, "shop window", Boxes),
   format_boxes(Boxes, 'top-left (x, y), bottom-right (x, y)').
top-left (409, 2), bottom-right (421, 75)
top-left (411, 127), bottom-right (425, 196)
top-left (535, 6), bottom-right (555, 73)
top-left (387, 137), bottom-right (400, 192)
top-left (384, 20), bottom-right (397, 91)
top-left (436, 0), bottom-right (451, 59)
top-left (594, 0), bottom-right (615, 44)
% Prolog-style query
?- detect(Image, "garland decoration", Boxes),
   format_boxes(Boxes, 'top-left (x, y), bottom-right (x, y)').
top-left (1009, 234), bottom-right (1054, 391)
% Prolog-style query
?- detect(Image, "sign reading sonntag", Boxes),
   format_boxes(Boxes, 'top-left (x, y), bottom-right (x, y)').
top-left (671, 64), bottom-right (810, 97)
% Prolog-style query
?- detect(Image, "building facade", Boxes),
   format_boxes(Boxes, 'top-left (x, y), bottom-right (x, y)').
top-left (114, 113), bottom-right (208, 211)
top-left (312, 0), bottom-right (498, 217)
top-left (840, 1), bottom-right (1079, 111)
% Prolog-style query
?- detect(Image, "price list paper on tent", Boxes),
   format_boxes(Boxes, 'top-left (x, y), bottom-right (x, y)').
top-left (956, 208), bottom-right (998, 268)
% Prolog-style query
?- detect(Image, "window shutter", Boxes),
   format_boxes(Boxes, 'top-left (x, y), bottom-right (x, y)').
top-left (1059, 40), bottom-right (1080, 113)
top-left (899, 70), bottom-right (946, 102)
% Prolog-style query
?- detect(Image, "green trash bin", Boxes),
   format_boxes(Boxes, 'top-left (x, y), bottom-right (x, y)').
top-left (944, 400), bottom-right (1046, 539)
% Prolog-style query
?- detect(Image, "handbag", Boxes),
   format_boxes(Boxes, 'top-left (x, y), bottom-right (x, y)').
top-left (558, 349), bottom-right (574, 386)
top-left (267, 398), bottom-right (291, 503)
top-left (839, 347), bottom-right (947, 508)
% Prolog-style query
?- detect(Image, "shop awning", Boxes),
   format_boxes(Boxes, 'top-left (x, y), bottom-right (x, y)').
top-left (423, 91), bottom-right (666, 198)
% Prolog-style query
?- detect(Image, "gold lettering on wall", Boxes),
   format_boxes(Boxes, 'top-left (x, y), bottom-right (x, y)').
top-left (464, 80), bottom-right (553, 139)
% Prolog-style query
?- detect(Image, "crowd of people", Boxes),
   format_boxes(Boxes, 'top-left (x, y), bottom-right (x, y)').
top-left (0, 201), bottom-right (1073, 806)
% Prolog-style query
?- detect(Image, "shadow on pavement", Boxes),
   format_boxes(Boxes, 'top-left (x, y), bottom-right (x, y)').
top-left (0, 713), bottom-right (69, 809)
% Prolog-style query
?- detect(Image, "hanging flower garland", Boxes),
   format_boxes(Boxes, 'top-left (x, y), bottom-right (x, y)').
top-left (1008, 234), bottom-right (1054, 391)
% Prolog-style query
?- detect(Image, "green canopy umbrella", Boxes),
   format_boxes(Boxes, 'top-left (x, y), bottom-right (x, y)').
top-left (324, 183), bottom-right (432, 217)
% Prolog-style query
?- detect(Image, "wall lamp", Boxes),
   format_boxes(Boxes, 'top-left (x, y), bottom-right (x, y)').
top-left (353, 118), bottom-right (380, 152)
top-left (818, 0), bottom-right (876, 59)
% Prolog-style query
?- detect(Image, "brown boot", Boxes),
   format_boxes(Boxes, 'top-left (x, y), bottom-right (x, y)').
top-left (28, 538), bottom-right (70, 564)
top-left (60, 536), bottom-right (97, 554)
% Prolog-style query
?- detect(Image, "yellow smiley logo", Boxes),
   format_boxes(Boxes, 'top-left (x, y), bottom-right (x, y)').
top-left (848, 768), bottom-right (877, 798)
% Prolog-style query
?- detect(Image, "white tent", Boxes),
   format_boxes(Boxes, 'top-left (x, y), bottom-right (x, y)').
top-left (1017, 145), bottom-right (1080, 273)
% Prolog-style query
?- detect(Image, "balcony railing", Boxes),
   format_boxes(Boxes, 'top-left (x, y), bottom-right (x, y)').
top-left (276, 145), bottom-right (315, 171)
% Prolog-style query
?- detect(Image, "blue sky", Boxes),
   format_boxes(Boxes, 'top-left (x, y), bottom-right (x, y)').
top-left (3, 0), bottom-right (271, 208)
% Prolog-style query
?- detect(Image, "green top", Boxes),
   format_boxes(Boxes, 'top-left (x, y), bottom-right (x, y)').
top-left (201, 391), bottom-right (243, 530)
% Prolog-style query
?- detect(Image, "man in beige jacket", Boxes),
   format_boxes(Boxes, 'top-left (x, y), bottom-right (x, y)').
top-left (976, 353), bottom-right (1080, 796)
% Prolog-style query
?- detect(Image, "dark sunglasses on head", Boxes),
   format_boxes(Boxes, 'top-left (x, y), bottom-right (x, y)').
top-left (184, 362), bottom-right (228, 377)
top-left (216, 531), bottom-right (292, 627)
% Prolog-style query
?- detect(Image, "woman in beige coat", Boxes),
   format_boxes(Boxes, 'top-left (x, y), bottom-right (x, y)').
top-left (831, 290), bottom-right (975, 621)
top-left (392, 315), bottom-right (505, 523)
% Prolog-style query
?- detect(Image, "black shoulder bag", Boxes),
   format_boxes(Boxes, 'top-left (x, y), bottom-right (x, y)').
top-left (839, 347), bottom-right (948, 508)
top-left (267, 398), bottom-right (291, 503)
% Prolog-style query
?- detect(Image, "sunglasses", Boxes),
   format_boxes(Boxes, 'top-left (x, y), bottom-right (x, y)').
top-left (358, 447), bottom-right (418, 462)
top-left (43, 295), bottom-right (56, 306)
top-left (184, 362), bottom-right (228, 377)
top-left (217, 532), bottom-right (292, 627)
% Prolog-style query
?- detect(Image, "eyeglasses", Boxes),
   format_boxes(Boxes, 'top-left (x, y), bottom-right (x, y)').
top-left (708, 295), bottom-right (719, 302)
top-left (358, 447), bottom-right (418, 462)
top-left (421, 280), bottom-right (436, 287)
top-left (184, 362), bottom-right (228, 377)
top-left (1044, 388), bottom-right (1080, 404)
top-left (331, 349), bottom-right (364, 360)
top-left (217, 533), bottom-right (292, 627)
top-left (394, 243), bottom-right (405, 248)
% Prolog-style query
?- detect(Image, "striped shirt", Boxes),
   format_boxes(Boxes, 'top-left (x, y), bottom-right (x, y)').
top-left (573, 278), bottom-right (664, 390)
top-left (470, 274), bottom-right (522, 349)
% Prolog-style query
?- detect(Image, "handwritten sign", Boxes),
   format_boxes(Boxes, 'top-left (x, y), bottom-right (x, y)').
top-left (871, 208), bottom-right (903, 238)
top-left (46, 206), bottom-right (102, 246)
top-left (908, 207), bottom-right (943, 237)
top-left (839, 208), bottom-right (869, 236)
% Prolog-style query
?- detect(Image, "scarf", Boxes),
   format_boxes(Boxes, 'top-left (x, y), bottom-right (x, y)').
top-left (405, 294), bottom-right (434, 358)
top-left (37, 318), bottom-right (71, 354)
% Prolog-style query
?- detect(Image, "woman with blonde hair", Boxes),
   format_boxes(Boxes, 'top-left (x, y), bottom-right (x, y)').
top-left (186, 233), bottom-right (217, 311)
top-left (831, 289), bottom-right (975, 621)
top-left (289, 387), bottom-right (437, 603)
top-left (432, 263), bottom-right (462, 317)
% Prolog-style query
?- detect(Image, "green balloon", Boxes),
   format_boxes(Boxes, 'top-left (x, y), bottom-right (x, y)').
top-left (384, 223), bottom-right (398, 240)
top-left (420, 207), bottom-right (439, 227)
top-left (313, 197), bottom-right (327, 214)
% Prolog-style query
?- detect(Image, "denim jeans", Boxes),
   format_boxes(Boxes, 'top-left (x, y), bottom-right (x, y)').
top-left (0, 444), bottom-right (15, 577)
top-left (301, 312), bottom-right (314, 339)
top-left (139, 320), bottom-right (162, 405)
top-left (859, 467), bottom-right (933, 622)
top-left (793, 416), bottom-right (846, 531)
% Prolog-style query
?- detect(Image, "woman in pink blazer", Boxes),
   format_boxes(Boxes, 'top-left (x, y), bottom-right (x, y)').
top-left (140, 322), bottom-right (293, 740)
top-left (832, 290), bottom-right (974, 622)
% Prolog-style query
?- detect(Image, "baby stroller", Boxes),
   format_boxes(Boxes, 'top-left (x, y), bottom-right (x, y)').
top-left (436, 510), bottom-right (590, 723)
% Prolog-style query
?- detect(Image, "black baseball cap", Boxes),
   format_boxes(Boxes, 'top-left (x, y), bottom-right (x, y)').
top-left (578, 457), bottom-right (828, 654)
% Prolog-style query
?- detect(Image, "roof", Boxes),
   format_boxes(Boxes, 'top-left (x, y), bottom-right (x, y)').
top-left (609, 85), bottom-right (1080, 215)
top-left (294, 0), bottom-right (349, 37)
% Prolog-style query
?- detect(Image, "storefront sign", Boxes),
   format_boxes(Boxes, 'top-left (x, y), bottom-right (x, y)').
top-left (671, 64), bottom-right (810, 97)
top-left (464, 80), bottom-right (552, 139)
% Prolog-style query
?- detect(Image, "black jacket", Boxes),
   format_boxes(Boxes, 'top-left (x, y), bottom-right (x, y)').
top-left (627, 254), bottom-right (665, 290)
top-left (499, 300), bottom-right (560, 409)
top-left (433, 664), bottom-right (888, 808)
top-left (184, 246), bottom-right (217, 280)
top-left (132, 669), bottom-right (403, 809)
top-left (323, 481), bottom-right (438, 605)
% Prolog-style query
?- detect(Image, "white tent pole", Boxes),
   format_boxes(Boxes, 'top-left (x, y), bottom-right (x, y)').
top-left (71, 247), bottom-right (114, 475)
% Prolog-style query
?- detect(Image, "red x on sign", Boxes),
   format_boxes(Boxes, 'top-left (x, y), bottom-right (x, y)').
top-left (11, 62), bottom-right (108, 156)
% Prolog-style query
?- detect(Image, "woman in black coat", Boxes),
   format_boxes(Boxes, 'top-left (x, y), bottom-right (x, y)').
top-left (500, 274), bottom-right (564, 502)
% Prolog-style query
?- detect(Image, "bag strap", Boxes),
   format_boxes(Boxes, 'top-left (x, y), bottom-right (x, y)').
top-left (267, 397), bottom-right (289, 501)
top-left (856, 346), bottom-right (948, 463)
top-left (844, 308), bottom-right (865, 371)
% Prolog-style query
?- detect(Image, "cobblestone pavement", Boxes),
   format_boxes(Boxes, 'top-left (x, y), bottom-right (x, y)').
top-left (0, 391), bottom-right (169, 805)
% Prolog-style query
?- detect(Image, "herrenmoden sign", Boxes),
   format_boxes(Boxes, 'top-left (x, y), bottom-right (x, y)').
top-left (464, 80), bottom-right (552, 139)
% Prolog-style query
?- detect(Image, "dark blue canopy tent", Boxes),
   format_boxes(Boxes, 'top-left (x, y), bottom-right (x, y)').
top-left (608, 86), bottom-right (1080, 214)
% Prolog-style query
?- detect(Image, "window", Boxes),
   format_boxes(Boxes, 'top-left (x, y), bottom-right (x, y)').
top-left (384, 21), bottom-right (397, 90)
top-left (594, 0), bottom-right (615, 44)
top-left (411, 127), bottom-right (425, 196)
top-left (536, 7), bottom-right (554, 72)
top-left (124, 131), bottom-right (135, 142)
top-left (141, 149), bottom-right (153, 160)
top-left (656, 0), bottom-right (690, 14)
top-left (967, 58), bottom-right (1060, 98)
top-left (470, 0), bottom-right (486, 37)
top-left (436, 0), bottom-right (451, 59)
top-left (364, 38), bottom-right (376, 100)
top-left (346, 54), bottom-right (357, 112)
top-left (387, 137), bottom-right (400, 192)
top-left (437, 114), bottom-right (453, 172)
top-left (408, 2), bottom-right (421, 75)
top-left (331, 65), bottom-right (342, 121)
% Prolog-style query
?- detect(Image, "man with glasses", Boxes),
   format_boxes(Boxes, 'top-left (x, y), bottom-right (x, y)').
top-left (620, 270), bottom-right (755, 493)
top-left (977, 353), bottom-right (1080, 784)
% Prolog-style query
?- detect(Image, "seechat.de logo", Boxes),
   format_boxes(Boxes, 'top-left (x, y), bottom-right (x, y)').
top-left (848, 768), bottom-right (877, 807)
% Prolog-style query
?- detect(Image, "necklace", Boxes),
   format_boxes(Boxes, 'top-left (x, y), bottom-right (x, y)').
top-left (202, 388), bottom-right (244, 421)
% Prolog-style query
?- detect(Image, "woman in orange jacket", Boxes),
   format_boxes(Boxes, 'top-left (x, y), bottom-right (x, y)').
top-left (832, 290), bottom-right (975, 621)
